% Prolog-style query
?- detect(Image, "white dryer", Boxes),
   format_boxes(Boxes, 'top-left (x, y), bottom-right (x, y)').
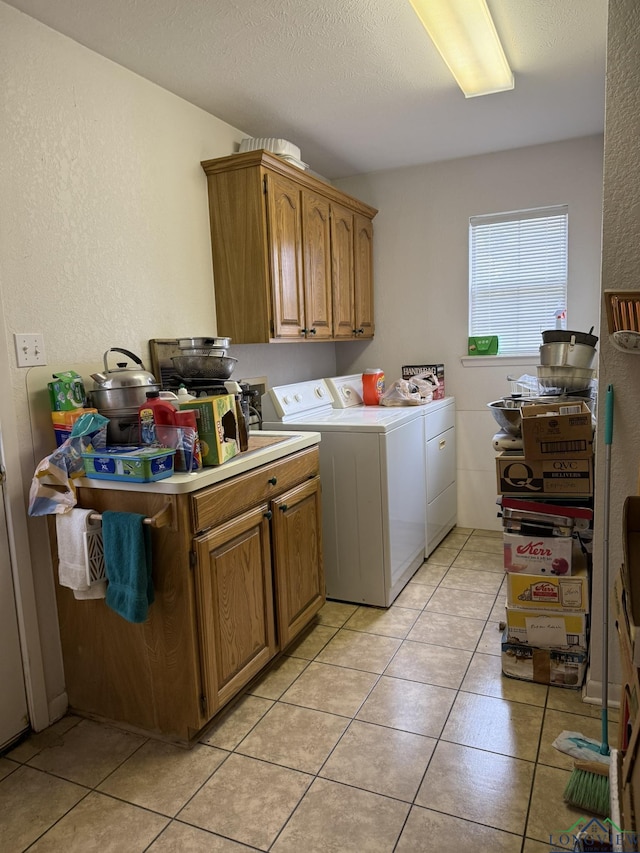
top-left (262, 377), bottom-right (426, 607)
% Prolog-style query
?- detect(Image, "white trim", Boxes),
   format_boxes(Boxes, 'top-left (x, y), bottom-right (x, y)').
top-left (48, 690), bottom-right (68, 725)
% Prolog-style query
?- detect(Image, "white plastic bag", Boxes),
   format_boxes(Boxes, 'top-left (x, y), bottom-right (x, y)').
top-left (380, 377), bottom-right (434, 407)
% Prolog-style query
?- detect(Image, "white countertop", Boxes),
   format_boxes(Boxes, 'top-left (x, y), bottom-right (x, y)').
top-left (75, 430), bottom-right (321, 494)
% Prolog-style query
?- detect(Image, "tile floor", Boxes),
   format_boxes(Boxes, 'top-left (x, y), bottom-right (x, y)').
top-left (0, 527), bottom-right (616, 852)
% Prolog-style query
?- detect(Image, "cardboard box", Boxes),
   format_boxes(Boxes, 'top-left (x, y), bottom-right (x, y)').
top-left (501, 630), bottom-right (587, 688)
top-left (496, 452), bottom-right (593, 498)
top-left (467, 335), bottom-right (498, 355)
top-left (47, 371), bottom-right (86, 411)
top-left (179, 394), bottom-right (238, 466)
top-left (504, 531), bottom-right (573, 575)
top-left (51, 408), bottom-right (98, 447)
top-left (505, 605), bottom-right (588, 648)
top-left (615, 568), bottom-right (640, 671)
top-left (506, 562), bottom-right (589, 612)
top-left (521, 401), bottom-right (594, 460)
top-left (401, 364), bottom-right (445, 400)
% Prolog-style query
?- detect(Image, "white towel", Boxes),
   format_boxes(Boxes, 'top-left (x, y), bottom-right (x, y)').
top-left (56, 509), bottom-right (106, 600)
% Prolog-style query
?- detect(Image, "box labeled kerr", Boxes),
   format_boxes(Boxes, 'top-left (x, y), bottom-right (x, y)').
top-left (496, 452), bottom-right (593, 498)
top-left (401, 364), bottom-right (445, 400)
top-left (501, 631), bottom-right (587, 688)
top-left (506, 563), bottom-right (589, 613)
top-left (521, 401), bottom-right (594, 459)
top-left (179, 394), bottom-right (238, 466)
top-left (505, 605), bottom-right (588, 648)
top-left (504, 531), bottom-right (573, 575)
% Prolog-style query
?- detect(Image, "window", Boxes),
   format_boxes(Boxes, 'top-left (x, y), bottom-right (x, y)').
top-left (469, 205), bottom-right (568, 356)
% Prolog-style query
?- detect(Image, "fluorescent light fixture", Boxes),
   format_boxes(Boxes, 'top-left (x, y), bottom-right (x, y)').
top-left (409, 0), bottom-right (514, 98)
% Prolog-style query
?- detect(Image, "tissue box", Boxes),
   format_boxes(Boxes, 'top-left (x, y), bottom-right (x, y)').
top-left (180, 394), bottom-right (238, 466)
top-left (48, 371), bottom-right (86, 411)
top-left (467, 336), bottom-right (498, 356)
top-left (82, 446), bottom-right (175, 482)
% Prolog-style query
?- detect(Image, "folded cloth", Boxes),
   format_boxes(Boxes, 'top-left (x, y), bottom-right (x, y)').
top-left (56, 508), bottom-right (104, 598)
top-left (103, 511), bottom-right (153, 623)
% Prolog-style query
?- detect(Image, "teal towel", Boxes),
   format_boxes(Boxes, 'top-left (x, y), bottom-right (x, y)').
top-left (103, 511), bottom-right (154, 623)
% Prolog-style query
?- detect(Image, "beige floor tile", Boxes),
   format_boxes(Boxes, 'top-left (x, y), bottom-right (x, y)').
top-left (148, 822), bottom-right (255, 851)
top-left (490, 595), bottom-right (508, 623)
top-left (344, 604), bottom-right (419, 638)
top-left (384, 640), bottom-right (472, 689)
top-left (315, 628), bottom-right (402, 673)
top-left (462, 652), bottom-right (548, 706)
top-left (0, 765), bottom-right (87, 852)
top-left (453, 549), bottom-right (505, 573)
top-left (178, 753), bottom-right (312, 849)
top-left (26, 718), bottom-right (146, 787)
top-left (284, 623), bottom-right (338, 660)
top-left (415, 740), bottom-right (534, 834)
top-left (425, 586), bottom-right (497, 620)
top-left (271, 777), bottom-right (409, 853)
top-left (537, 709), bottom-right (615, 770)
top-left (393, 581), bottom-right (436, 609)
top-left (440, 565), bottom-right (504, 595)
top-left (442, 531), bottom-right (471, 549)
top-left (442, 691), bottom-right (544, 761)
top-left (453, 526), bottom-right (475, 536)
top-left (319, 719), bottom-right (436, 801)
top-left (0, 757), bottom-right (18, 781)
top-left (356, 675), bottom-right (456, 737)
top-left (396, 806), bottom-right (522, 853)
top-left (316, 600), bottom-right (358, 627)
top-left (547, 686), bottom-right (620, 722)
top-left (465, 534), bottom-right (505, 554)
top-left (407, 610), bottom-right (486, 651)
top-left (236, 703), bottom-right (348, 773)
top-left (6, 714), bottom-right (83, 764)
top-left (199, 695), bottom-right (274, 750)
top-left (247, 655), bottom-right (308, 700)
top-left (477, 621), bottom-right (503, 655)
top-left (97, 740), bottom-right (227, 816)
top-left (29, 790), bottom-right (168, 852)
top-left (526, 763), bottom-right (599, 845)
top-left (280, 661), bottom-right (378, 716)
top-left (411, 562), bottom-right (448, 585)
top-left (522, 837), bottom-right (573, 852)
top-left (424, 546), bottom-right (459, 567)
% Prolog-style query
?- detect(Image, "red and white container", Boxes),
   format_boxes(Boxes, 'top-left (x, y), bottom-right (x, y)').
top-left (503, 531), bottom-right (573, 576)
top-left (362, 369), bottom-right (384, 405)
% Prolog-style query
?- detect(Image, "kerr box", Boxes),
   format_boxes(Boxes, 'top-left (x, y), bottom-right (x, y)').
top-left (506, 563), bottom-right (589, 613)
top-left (504, 605), bottom-right (588, 648)
top-left (496, 451), bottom-right (593, 498)
top-left (401, 364), bottom-right (445, 400)
top-left (179, 394), bottom-right (238, 466)
top-left (521, 401), bottom-right (594, 459)
top-left (501, 631), bottom-right (587, 688)
top-left (504, 531), bottom-right (573, 575)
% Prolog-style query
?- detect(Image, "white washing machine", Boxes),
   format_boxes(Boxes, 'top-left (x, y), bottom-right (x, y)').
top-left (262, 376), bottom-right (427, 607)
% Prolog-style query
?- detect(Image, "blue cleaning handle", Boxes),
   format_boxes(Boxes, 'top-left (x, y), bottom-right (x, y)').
top-left (605, 384), bottom-right (614, 446)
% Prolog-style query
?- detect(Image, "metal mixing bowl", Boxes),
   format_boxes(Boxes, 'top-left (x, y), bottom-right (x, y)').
top-left (171, 354), bottom-right (237, 379)
top-left (536, 365), bottom-right (596, 393)
top-left (487, 399), bottom-right (529, 436)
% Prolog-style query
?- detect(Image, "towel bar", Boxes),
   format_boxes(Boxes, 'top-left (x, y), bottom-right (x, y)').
top-left (89, 502), bottom-right (173, 529)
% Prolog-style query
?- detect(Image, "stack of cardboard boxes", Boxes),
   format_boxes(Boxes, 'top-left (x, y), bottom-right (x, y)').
top-left (496, 401), bottom-right (595, 688)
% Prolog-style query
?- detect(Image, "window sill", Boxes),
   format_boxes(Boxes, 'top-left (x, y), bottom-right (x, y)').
top-left (460, 354), bottom-right (538, 368)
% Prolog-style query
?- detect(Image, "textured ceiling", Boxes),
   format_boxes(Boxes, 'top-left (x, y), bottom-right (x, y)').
top-left (4, 0), bottom-right (608, 179)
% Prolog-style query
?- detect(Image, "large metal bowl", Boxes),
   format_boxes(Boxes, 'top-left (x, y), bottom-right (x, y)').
top-left (536, 365), bottom-right (596, 393)
top-left (487, 399), bottom-right (531, 436)
top-left (539, 341), bottom-right (597, 369)
top-left (171, 354), bottom-right (237, 379)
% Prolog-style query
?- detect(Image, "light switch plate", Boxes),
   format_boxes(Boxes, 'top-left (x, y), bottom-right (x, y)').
top-left (14, 333), bottom-right (47, 367)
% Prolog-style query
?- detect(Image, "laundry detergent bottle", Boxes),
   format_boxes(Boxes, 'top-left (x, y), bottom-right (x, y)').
top-left (362, 368), bottom-right (385, 405)
top-left (138, 391), bottom-right (176, 445)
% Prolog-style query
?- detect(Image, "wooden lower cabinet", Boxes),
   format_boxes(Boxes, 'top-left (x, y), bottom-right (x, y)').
top-left (53, 446), bottom-right (324, 742)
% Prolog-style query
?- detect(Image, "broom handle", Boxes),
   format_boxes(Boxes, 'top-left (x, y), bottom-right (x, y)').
top-left (601, 383), bottom-right (614, 755)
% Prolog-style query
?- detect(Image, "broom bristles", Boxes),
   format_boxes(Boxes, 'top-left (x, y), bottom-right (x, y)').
top-left (563, 766), bottom-right (611, 817)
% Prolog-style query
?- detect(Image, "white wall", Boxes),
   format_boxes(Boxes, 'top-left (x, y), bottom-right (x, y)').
top-left (335, 137), bottom-right (604, 530)
top-left (0, 2), bottom-right (336, 722)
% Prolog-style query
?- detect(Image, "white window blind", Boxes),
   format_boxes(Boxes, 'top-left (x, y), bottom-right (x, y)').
top-left (469, 206), bottom-right (568, 356)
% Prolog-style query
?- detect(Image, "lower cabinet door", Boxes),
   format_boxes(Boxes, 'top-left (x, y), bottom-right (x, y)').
top-left (194, 505), bottom-right (277, 717)
top-left (271, 477), bottom-right (325, 648)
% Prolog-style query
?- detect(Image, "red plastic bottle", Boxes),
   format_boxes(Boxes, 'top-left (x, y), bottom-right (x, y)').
top-left (362, 369), bottom-right (385, 405)
top-left (138, 391), bottom-right (176, 445)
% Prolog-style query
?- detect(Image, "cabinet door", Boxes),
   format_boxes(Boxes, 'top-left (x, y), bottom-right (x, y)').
top-left (194, 506), bottom-right (277, 717)
top-left (271, 477), bottom-right (325, 648)
top-left (301, 190), bottom-right (333, 340)
top-left (330, 202), bottom-right (356, 339)
top-left (354, 213), bottom-right (375, 338)
top-left (265, 172), bottom-right (305, 339)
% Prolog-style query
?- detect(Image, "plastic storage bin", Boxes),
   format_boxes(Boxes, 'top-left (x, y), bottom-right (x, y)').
top-left (82, 446), bottom-right (175, 482)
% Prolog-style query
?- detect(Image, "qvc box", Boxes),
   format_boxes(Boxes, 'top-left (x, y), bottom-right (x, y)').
top-left (504, 532), bottom-right (573, 575)
top-left (506, 564), bottom-right (589, 613)
top-left (504, 605), bottom-right (588, 648)
top-left (521, 401), bottom-right (594, 460)
top-left (496, 452), bottom-right (593, 498)
top-left (501, 631), bottom-right (587, 688)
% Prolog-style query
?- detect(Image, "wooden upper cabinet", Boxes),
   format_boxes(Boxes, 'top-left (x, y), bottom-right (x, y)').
top-left (201, 150), bottom-right (377, 343)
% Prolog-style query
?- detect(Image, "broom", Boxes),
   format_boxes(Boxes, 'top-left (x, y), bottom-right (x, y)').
top-left (563, 383), bottom-right (614, 816)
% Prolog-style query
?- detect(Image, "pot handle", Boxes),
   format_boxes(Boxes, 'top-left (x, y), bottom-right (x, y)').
top-left (104, 347), bottom-right (146, 371)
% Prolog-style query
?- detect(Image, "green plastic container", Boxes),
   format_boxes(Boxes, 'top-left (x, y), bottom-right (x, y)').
top-left (82, 446), bottom-right (175, 482)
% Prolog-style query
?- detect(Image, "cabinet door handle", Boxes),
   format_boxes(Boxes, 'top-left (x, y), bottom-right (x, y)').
top-left (279, 504), bottom-right (288, 512)
top-left (268, 476), bottom-right (277, 485)
top-left (308, 327), bottom-right (317, 335)
top-left (357, 327), bottom-right (364, 334)
top-left (300, 328), bottom-right (307, 336)
top-left (263, 510), bottom-right (273, 520)
top-left (439, 439), bottom-right (446, 450)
